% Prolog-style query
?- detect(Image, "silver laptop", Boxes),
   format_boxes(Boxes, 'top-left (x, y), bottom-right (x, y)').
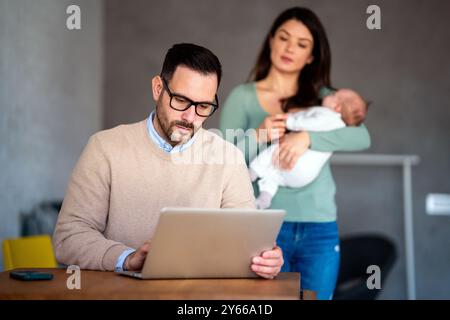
top-left (117, 207), bottom-right (285, 279)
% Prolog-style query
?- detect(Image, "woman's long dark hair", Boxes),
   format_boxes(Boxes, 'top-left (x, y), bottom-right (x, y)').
top-left (250, 7), bottom-right (332, 111)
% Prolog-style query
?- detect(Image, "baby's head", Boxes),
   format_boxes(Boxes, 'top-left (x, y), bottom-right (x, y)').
top-left (322, 89), bottom-right (368, 126)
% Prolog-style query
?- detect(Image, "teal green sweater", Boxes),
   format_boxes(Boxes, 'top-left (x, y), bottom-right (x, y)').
top-left (219, 83), bottom-right (371, 222)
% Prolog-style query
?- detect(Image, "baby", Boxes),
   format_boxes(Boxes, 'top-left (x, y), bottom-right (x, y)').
top-left (250, 88), bottom-right (368, 209)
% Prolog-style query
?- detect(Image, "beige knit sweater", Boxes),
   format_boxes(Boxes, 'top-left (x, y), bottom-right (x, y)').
top-left (53, 119), bottom-right (255, 271)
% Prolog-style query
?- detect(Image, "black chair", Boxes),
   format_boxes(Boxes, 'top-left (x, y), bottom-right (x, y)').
top-left (20, 200), bottom-right (63, 236)
top-left (333, 234), bottom-right (397, 300)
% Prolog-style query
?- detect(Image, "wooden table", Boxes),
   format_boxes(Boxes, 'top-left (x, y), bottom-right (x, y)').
top-left (0, 269), bottom-right (314, 300)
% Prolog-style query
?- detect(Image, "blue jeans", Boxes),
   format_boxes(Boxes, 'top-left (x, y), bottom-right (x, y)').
top-left (276, 221), bottom-right (340, 300)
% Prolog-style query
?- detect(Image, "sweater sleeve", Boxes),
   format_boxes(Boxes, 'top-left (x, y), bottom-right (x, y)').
top-left (220, 149), bottom-right (256, 209)
top-left (220, 86), bottom-right (259, 164)
top-left (52, 134), bottom-right (133, 271)
top-left (308, 124), bottom-right (371, 152)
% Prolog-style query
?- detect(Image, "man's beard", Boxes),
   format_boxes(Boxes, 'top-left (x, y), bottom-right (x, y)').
top-left (169, 120), bottom-right (195, 144)
top-left (156, 103), bottom-right (199, 145)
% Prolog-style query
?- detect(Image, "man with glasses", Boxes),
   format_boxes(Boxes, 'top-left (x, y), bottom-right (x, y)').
top-left (53, 43), bottom-right (283, 279)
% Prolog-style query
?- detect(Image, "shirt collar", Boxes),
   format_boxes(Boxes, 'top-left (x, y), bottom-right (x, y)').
top-left (147, 111), bottom-right (197, 153)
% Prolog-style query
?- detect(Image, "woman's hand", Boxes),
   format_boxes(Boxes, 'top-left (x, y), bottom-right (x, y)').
top-left (256, 114), bottom-right (288, 143)
top-left (273, 131), bottom-right (311, 170)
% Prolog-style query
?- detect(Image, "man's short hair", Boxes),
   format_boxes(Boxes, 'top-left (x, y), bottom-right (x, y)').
top-left (160, 43), bottom-right (222, 86)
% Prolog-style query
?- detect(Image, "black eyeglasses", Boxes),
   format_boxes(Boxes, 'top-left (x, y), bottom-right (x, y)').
top-left (161, 77), bottom-right (219, 117)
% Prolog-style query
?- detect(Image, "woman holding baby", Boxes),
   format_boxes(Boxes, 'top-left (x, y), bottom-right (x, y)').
top-left (220, 7), bottom-right (371, 299)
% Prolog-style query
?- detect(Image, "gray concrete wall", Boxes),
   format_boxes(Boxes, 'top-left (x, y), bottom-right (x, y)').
top-left (0, 0), bottom-right (103, 270)
top-left (103, 0), bottom-right (450, 299)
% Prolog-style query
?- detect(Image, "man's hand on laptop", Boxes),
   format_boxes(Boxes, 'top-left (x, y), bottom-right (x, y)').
top-left (251, 245), bottom-right (284, 279)
top-left (124, 242), bottom-right (150, 271)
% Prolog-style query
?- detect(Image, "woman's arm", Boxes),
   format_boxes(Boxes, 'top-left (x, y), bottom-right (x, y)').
top-left (276, 124), bottom-right (371, 170)
top-left (276, 87), bottom-right (370, 169)
top-left (308, 124), bottom-right (371, 152)
top-left (311, 86), bottom-right (371, 152)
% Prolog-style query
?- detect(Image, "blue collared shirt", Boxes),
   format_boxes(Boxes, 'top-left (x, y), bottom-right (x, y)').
top-left (146, 111), bottom-right (197, 153)
top-left (115, 111), bottom-right (197, 272)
